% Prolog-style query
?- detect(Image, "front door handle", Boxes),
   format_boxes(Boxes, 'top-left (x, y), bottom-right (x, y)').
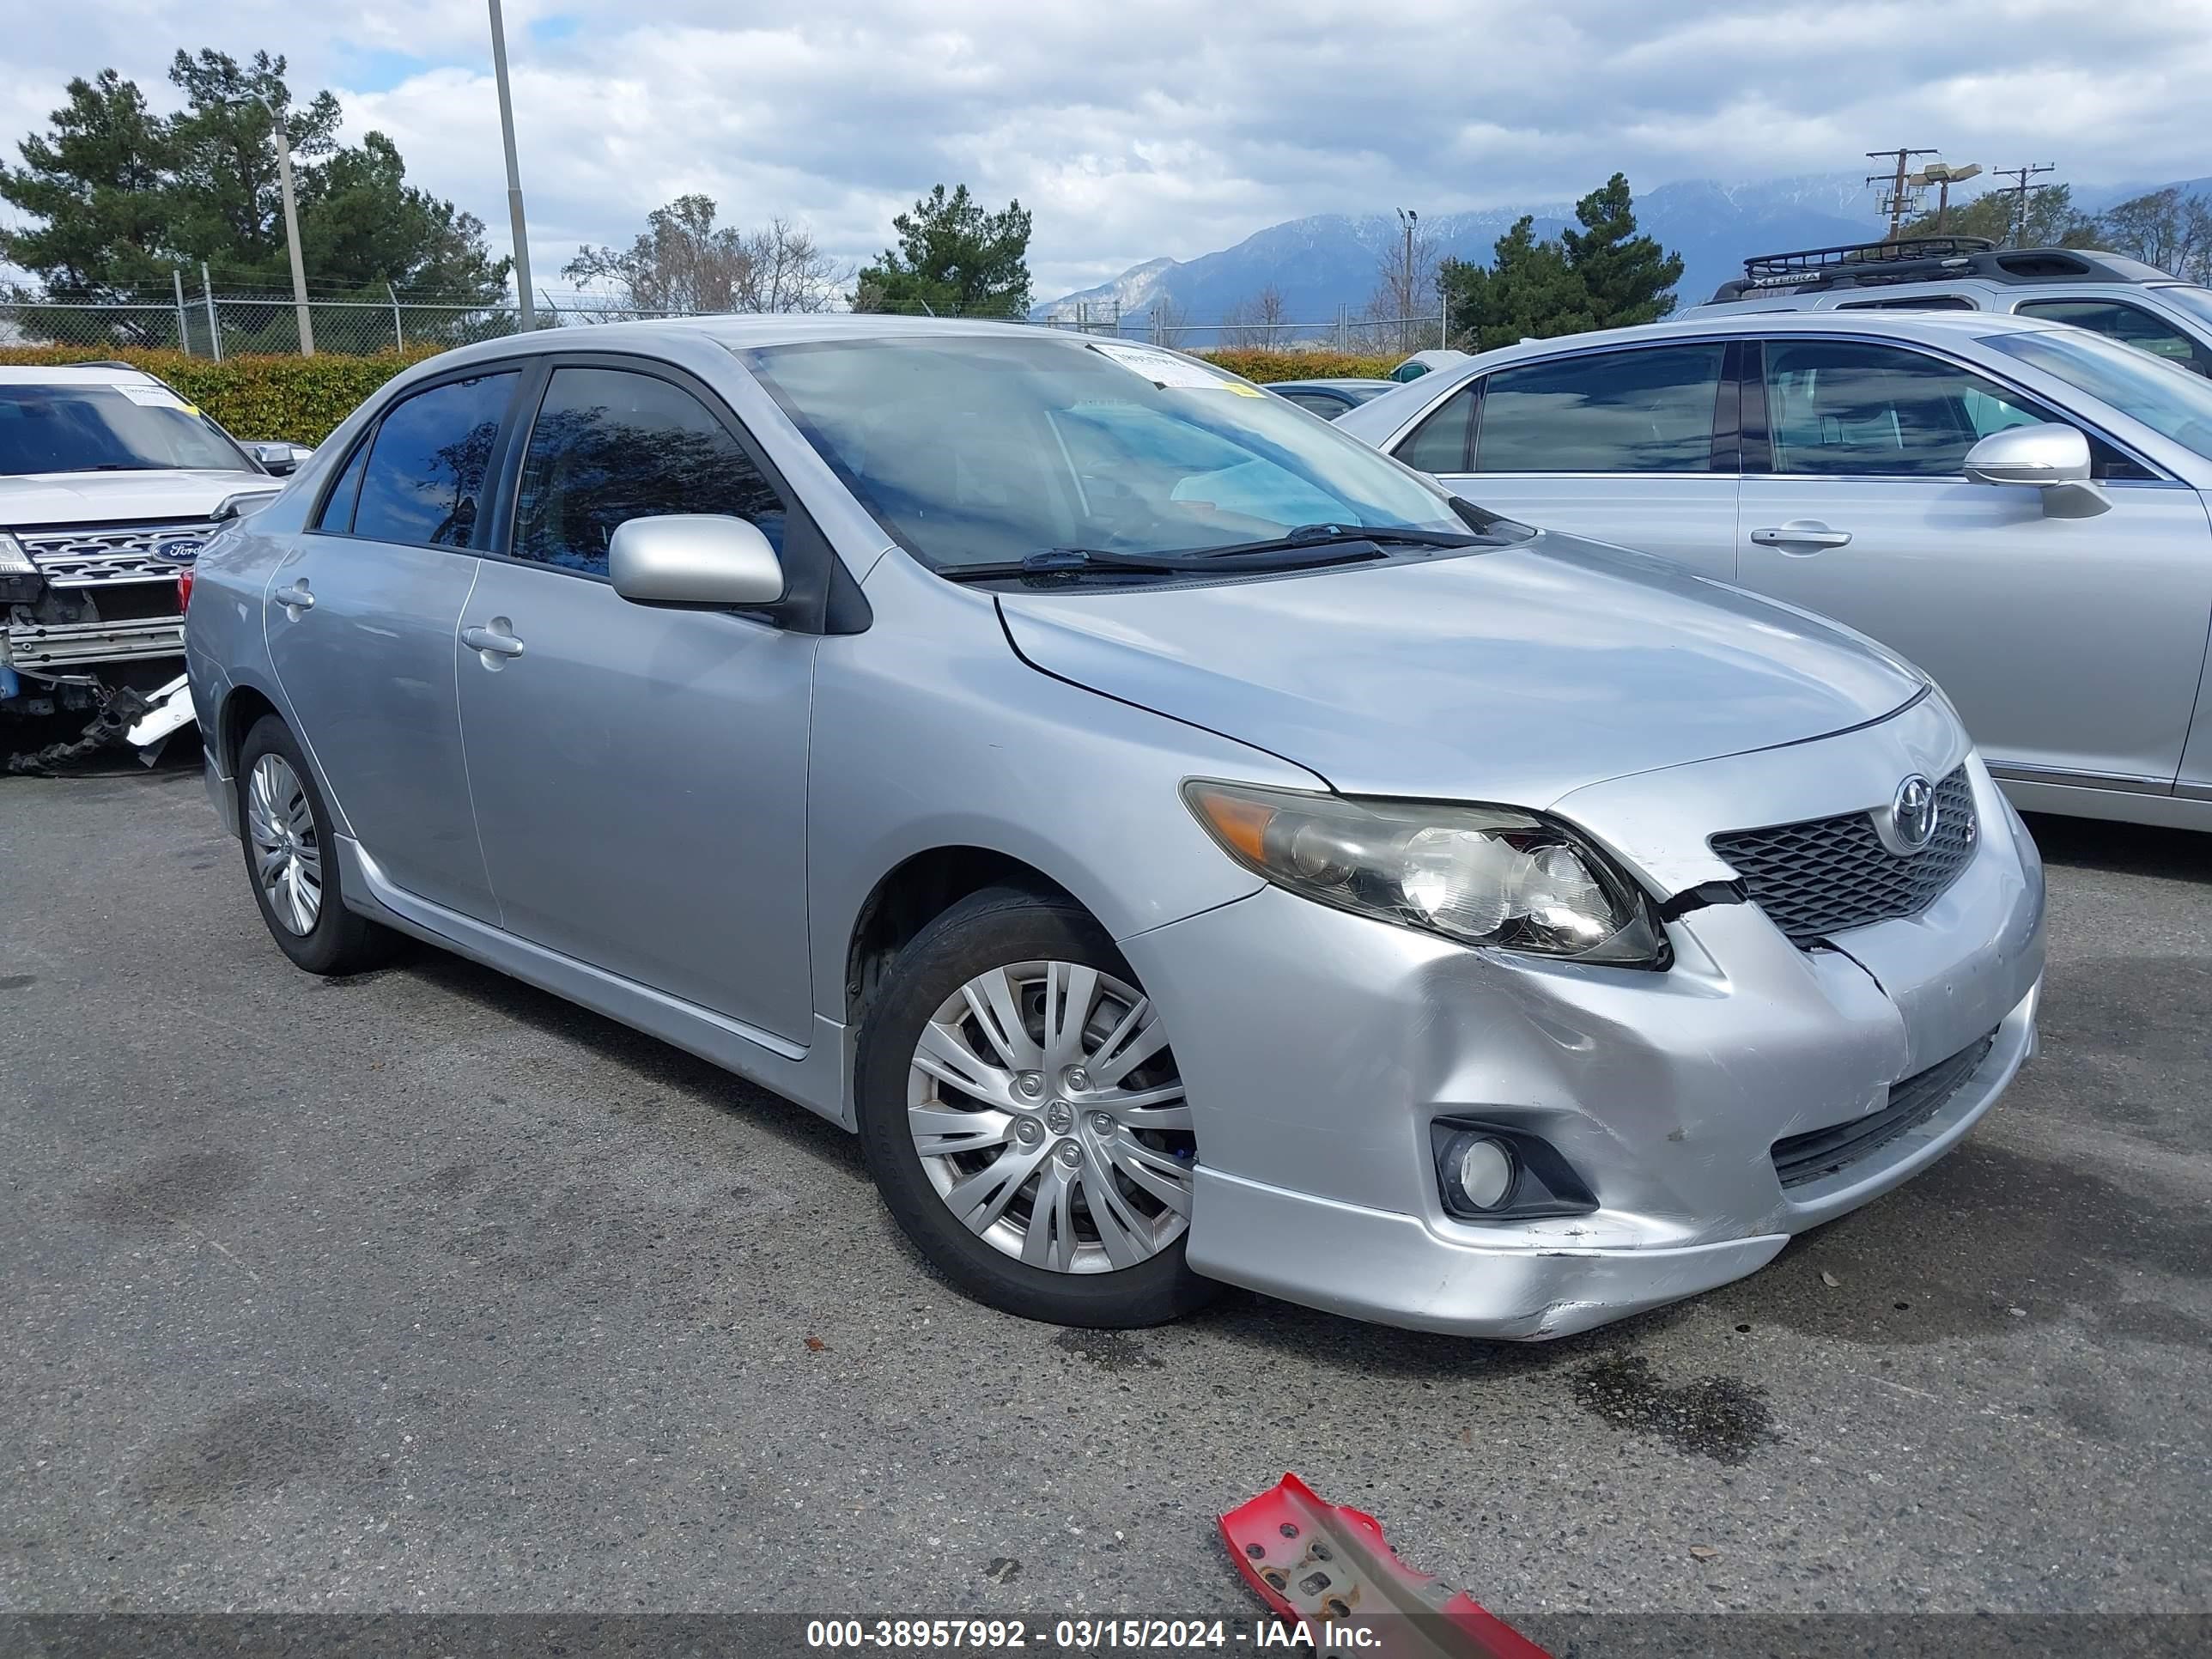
top-left (1750, 521), bottom-right (1852, 552)
top-left (275, 580), bottom-right (314, 613)
top-left (462, 618), bottom-right (526, 667)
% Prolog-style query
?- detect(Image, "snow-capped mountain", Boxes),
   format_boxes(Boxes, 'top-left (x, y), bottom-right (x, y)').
top-left (1037, 173), bottom-right (1892, 337)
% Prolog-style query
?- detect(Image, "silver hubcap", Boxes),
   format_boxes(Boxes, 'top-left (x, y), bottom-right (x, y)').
top-left (908, 960), bottom-right (1194, 1274)
top-left (246, 753), bottom-right (322, 936)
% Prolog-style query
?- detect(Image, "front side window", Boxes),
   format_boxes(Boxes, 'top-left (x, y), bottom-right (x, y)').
top-left (351, 373), bottom-right (517, 548)
top-left (1473, 345), bottom-right (1725, 474)
top-left (0, 380), bottom-right (251, 477)
top-left (512, 368), bottom-right (785, 576)
top-left (1762, 340), bottom-right (2051, 477)
top-left (2014, 299), bottom-right (2208, 374)
top-left (739, 337), bottom-right (1463, 571)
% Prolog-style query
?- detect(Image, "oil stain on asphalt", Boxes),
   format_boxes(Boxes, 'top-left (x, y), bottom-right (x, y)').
top-left (75, 1147), bottom-right (256, 1227)
top-left (1569, 1352), bottom-right (1777, 1464)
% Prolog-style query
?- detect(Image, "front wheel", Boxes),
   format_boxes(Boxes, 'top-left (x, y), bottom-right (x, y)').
top-left (856, 887), bottom-right (1219, 1328)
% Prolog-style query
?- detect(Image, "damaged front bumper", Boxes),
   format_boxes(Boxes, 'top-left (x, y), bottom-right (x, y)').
top-left (1120, 741), bottom-right (2045, 1340)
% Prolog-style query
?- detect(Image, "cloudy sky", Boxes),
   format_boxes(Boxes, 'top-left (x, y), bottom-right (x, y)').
top-left (5, 0), bottom-right (2210, 301)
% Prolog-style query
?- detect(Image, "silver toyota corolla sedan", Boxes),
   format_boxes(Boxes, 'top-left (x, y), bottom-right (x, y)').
top-left (185, 317), bottom-right (2045, 1339)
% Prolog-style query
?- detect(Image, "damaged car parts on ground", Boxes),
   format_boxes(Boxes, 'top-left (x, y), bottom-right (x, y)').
top-left (185, 317), bottom-right (2045, 1338)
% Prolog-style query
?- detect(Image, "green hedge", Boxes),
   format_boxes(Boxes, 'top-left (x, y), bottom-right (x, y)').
top-left (1194, 348), bottom-right (1403, 383)
top-left (0, 344), bottom-right (441, 445)
top-left (0, 340), bottom-right (1403, 443)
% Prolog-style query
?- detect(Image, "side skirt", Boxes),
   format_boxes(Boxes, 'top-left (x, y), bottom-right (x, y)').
top-left (333, 835), bottom-right (857, 1129)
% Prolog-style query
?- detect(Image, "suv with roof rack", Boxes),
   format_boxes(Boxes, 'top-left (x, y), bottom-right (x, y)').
top-left (1692, 236), bottom-right (2212, 376)
top-left (2, 362), bottom-right (307, 767)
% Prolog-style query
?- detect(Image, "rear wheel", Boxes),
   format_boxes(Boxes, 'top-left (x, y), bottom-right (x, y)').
top-left (236, 715), bottom-right (393, 975)
top-left (857, 887), bottom-right (1218, 1328)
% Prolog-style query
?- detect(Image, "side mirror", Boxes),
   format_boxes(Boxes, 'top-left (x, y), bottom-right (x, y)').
top-left (246, 441), bottom-right (314, 476)
top-left (1963, 422), bottom-right (2091, 487)
top-left (608, 514), bottom-right (785, 608)
top-left (1963, 422), bottom-right (2108, 518)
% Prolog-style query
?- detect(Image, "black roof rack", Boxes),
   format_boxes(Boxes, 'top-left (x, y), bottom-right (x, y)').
top-left (1708, 239), bottom-right (2170, 303)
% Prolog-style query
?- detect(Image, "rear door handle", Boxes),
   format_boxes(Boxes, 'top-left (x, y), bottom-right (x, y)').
top-left (274, 580), bottom-right (314, 611)
top-left (1750, 521), bottom-right (1852, 551)
top-left (462, 618), bottom-right (526, 665)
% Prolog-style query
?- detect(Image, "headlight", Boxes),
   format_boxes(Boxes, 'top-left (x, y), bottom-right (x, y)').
top-left (1182, 779), bottom-right (1668, 967)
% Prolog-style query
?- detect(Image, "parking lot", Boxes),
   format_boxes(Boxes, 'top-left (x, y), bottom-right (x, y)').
top-left (2, 762), bottom-right (2207, 1632)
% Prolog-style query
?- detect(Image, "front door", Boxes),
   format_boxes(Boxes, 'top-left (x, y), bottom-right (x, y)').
top-left (1407, 341), bottom-right (1741, 580)
top-left (265, 368), bottom-right (522, 916)
top-left (1736, 336), bottom-right (2212, 786)
top-left (454, 362), bottom-right (817, 1045)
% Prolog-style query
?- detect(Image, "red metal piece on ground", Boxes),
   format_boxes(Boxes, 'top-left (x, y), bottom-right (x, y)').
top-left (1219, 1474), bottom-right (1553, 1659)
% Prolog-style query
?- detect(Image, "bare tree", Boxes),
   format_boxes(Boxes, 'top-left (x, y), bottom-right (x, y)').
top-left (1365, 219), bottom-right (1442, 353)
top-left (1221, 283), bottom-right (1291, 349)
top-left (2094, 187), bottom-right (2212, 283)
top-left (564, 195), bottom-right (844, 314)
top-left (1146, 293), bottom-right (1189, 348)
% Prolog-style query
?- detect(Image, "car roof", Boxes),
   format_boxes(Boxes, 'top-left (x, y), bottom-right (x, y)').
top-left (0, 362), bottom-right (164, 386)
top-left (1449, 306), bottom-right (2068, 366)
top-left (1329, 308), bottom-right (2081, 446)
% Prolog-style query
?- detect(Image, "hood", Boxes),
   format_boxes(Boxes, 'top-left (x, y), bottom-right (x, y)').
top-left (1, 468), bottom-right (275, 529)
top-left (997, 532), bottom-right (1925, 807)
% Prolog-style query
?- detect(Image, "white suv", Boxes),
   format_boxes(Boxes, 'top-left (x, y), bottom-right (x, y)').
top-left (1, 364), bottom-right (298, 764)
top-left (1691, 237), bottom-right (2212, 377)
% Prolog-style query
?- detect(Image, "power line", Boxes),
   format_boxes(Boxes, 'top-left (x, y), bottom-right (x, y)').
top-left (1866, 147), bottom-right (1939, 238)
top-left (1990, 163), bottom-right (2058, 246)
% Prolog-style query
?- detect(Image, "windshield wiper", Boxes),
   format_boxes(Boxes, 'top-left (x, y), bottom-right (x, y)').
top-left (1185, 522), bottom-right (1492, 558)
top-left (939, 541), bottom-right (1389, 582)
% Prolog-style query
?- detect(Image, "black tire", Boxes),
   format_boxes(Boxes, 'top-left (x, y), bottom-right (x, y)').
top-left (857, 885), bottom-right (1221, 1328)
top-left (235, 714), bottom-right (394, 975)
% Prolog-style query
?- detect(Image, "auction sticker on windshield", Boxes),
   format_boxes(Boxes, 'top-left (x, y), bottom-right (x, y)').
top-left (1089, 341), bottom-right (1262, 393)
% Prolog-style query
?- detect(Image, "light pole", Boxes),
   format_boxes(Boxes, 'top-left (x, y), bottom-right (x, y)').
top-left (1396, 208), bottom-right (1418, 355)
top-left (271, 118), bottom-right (314, 356)
top-left (487, 0), bottom-right (536, 331)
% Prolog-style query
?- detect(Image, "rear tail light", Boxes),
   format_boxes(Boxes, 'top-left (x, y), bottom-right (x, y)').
top-left (178, 566), bottom-right (195, 614)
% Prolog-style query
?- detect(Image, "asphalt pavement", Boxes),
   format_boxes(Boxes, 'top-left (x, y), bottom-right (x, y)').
top-left (1, 763), bottom-right (2206, 1638)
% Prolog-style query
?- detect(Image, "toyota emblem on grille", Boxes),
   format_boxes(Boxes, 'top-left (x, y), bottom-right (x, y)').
top-left (1890, 775), bottom-right (1938, 852)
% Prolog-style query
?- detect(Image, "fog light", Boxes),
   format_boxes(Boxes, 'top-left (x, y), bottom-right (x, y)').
top-left (1448, 1133), bottom-right (1516, 1211)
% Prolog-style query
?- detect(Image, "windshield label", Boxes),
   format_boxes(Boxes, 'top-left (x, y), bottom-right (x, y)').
top-left (1088, 340), bottom-right (1254, 392)
top-left (118, 384), bottom-right (190, 410)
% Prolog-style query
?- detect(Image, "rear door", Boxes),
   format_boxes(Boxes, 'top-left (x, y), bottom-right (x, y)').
top-left (453, 357), bottom-right (818, 1045)
top-left (1735, 333), bottom-right (2212, 787)
top-left (264, 367), bottom-right (522, 917)
top-left (1396, 341), bottom-right (1741, 578)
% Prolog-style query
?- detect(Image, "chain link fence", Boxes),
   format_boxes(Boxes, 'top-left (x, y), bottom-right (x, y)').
top-left (3, 283), bottom-right (1451, 360)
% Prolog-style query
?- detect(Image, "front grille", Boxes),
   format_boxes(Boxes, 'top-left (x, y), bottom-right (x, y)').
top-left (21, 522), bottom-right (219, 587)
top-left (1711, 766), bottom-right (1978, 947)
top-left (1771, 1031), bottom-right (1996, 1188)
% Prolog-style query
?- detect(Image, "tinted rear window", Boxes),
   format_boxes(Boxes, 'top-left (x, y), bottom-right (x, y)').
top-left (352, 373), bottom-right (517, 548)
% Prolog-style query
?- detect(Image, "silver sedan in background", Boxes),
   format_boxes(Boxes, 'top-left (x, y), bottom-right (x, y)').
top-left (186, 318), bottom-right (2044, 1338)
top-left (1337, 311), bottom-right (2212, 831)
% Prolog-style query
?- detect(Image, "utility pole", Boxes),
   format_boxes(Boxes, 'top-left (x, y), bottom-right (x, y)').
top-left (201, 262), bottom-right (222, 362)
top-left (1990, 163), bottom-right (2057, 247)
top-left (1866, 148), bottom-right (1938, 238)
top-left (1396, 208), bottom-right (1419, 355)
top-left (271, 113), bottom-right (314, 356)
top-left (487, 0), bottom-right (536, 331)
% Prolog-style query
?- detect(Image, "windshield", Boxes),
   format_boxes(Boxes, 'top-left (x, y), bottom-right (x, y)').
top-left (2154, 286), bottom-right (2212, 330)
top-left (738, 337), bottom-right (1467, 570)
top-left (1984, 327), bottom-right (2212, 464)
top-left (0, 381), bottom-right (252, 477)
